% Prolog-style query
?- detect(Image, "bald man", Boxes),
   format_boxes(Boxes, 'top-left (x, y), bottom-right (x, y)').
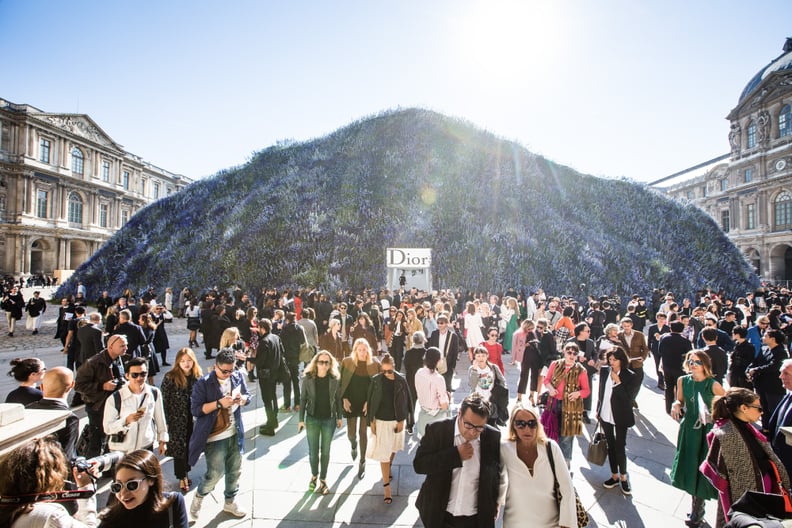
top-left (28, 366), bottom-right (80, 459)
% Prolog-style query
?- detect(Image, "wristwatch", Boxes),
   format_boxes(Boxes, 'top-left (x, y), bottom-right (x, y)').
top-left (216, 399), bottom-right (222, 410)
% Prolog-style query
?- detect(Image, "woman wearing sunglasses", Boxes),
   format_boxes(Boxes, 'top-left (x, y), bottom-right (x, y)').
top-left (701, 387), bottom-right (791, 528)
top-left (500, 404), bottom-right (576, 528)
top-left (99, 450), bottom-right (188, 527)
top-left (596, 346), bottom-right (638, 495)
top-left (670, 350), bottom-right (725, 527)
top-left (298, 351), bottom-right (343, 495)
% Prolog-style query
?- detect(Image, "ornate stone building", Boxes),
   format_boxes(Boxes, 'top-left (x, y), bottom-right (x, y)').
top-left (0, 97), bottom-right (191, 281)
top-left (659, 38), bottom-right (792, 282)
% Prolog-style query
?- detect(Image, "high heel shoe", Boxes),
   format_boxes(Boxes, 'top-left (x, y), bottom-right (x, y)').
top-left (309, 475), bottom-right (317, 491)
top-left (317, 479), bottom-right (329, 495)
top-left (383, 482), bottom-right (392, 504)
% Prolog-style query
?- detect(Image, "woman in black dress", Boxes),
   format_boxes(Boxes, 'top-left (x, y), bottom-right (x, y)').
top-left (340, 338), bottom-right (380, 479)
top-left (161, 347), bottom-right (202, 492)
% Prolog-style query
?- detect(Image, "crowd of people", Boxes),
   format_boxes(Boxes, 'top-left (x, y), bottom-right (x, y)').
top-left (5, 283), bottom-right (792, 527)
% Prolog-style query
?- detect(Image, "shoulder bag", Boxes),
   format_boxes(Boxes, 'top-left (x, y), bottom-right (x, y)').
top-left (586, 420), bottom-right (608, 466)
top-left (547, 442), bottom-right (590, 527)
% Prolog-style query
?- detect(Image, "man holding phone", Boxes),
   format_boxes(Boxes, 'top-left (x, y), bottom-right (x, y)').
top-left (189, 348), bottom-right (251, 521)
top-left (102, 356), bottom-right (168, 454)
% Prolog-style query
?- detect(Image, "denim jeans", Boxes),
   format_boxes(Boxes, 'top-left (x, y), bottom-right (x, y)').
top-left (306, 415), bottom-right (336, 479)
top-left (558, 434), bottom-right (574, 464)
top-left (197, 434), bottom-right (241, 500)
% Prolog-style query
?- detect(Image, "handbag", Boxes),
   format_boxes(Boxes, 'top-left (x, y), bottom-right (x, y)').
top-left (278, 357), bottom-right (292, 384)
top-left (547, 442), bottom-right (590, 527)
top-left (299, 341), bottom-right (314, 363)
top-left (540, 397), bottom-right (561, 441)
top-left (586, 420), bottom-right (608, 466)
top-left (210, 407), bottom-right (230, 436)
top-left (436, 353), bottom-right (448, 375)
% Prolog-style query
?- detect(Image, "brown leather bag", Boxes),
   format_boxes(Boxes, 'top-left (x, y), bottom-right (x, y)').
top-left (210, 407), bottom-right (230, 436)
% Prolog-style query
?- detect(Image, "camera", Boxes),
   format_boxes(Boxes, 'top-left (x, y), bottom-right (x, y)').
top-left (72, 451), bottom-right (124, 474)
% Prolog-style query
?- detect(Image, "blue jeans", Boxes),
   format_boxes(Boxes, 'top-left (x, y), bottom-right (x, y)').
top-left (558, 435), bottom-right (574, 464)
top-left (197, 434), bottom-right (241, 500)
top-left (305, 415), bottom-right (336, 479)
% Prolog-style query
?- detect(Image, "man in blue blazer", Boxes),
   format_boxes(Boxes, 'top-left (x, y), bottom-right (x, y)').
top-left (768, 359), bottom-right (792, 474)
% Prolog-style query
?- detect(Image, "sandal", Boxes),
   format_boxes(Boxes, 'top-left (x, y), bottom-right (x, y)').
top-left (309, 475), bottom-right (317, 491)
top-left (383, 482), bottom-right (392, 504)
top-left (317, 479), bottom-right (329, 495)
top-left (179, 478), bottom-right (190, 492)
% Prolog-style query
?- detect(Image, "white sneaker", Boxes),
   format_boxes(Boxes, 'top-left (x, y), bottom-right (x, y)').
top-left (189, 495), bottom-right (203, 521)
top-left (223, 500), bottom-right (247, 518)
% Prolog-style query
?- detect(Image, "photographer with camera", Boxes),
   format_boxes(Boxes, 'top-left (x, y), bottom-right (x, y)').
top-left (75, 335), bottom-right (128, 458)
top-left (103, 357), bottom-right (168, 455)
top-left (0, 437), bottom-right (98, 527)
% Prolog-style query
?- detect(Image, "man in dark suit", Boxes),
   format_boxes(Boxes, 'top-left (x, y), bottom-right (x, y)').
top-left (113, 309), bottom-right (147, 359)
top-left (29, 366), bottom-right (80, 459)
top-left (77, 312), bottom-right (105, 365)
top-left (647, 313), bottom-right (670, 390)
top-left (769, 359), bottom-right (792, 475)
top-left (658, 321), bottom-right (692, 414)
top-left (428, 313), bottom-right (463, 392)
top-left (414, 394), bottom-right (503, 528)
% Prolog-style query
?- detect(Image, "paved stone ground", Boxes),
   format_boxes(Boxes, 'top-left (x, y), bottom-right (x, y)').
top-left (0, 291), bottom-right (716, 527)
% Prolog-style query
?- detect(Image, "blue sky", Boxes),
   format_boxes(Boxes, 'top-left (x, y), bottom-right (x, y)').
top-left (1, 1), bottom-right (790, 182)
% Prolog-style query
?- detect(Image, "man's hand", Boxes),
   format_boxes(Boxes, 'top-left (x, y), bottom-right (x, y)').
top-left (219, 394), bottom-right (234, 408)
top-left (102, 380), bottom-right (118, 391)
top-left (158, 441), bottom-right (167, 455)
top-left (457, 441), bottom-right (474, 461)
top-left (126, 408), bottom-right (145, 425)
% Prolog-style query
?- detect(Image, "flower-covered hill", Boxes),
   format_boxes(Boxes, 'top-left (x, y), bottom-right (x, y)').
top-left (60, 108), bottom-right (759, 300)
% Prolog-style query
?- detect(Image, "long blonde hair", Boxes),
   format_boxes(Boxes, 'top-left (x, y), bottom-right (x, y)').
top-left (219, 327), bottom-right (241, 349)
top-left (304, 350), bottom-right (340, 379)
top-left (351, 338), bottom-right (373, 364)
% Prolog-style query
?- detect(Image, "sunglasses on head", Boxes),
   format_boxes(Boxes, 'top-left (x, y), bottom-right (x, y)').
top-left (110, 478), bottom-right (147, 494)
top-left (514, 419), bottom-right (538, 430)
top-left (129, 371), bottom-right (148, 379)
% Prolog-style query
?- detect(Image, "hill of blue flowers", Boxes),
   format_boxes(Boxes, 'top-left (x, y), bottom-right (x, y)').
top-left (61, 108), bottom-right (759, 300)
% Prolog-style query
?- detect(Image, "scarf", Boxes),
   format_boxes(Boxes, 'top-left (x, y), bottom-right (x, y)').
top-left (550, 359), bottom-right (585, 436)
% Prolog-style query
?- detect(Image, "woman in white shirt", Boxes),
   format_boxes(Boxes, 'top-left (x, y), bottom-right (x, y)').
top-left (500, 404), bottom-right (577, 528)
top-left (413, 346), bottom-right (449, 437)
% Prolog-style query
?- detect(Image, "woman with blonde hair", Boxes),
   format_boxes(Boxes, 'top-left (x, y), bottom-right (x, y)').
top-left (341, 338), bottom-right (381, 479)
top-left (219, 326), bottom-right (246, 368)
top-left (161, 347), bottom-right (202, 492)
top-left (500, 403), bottom-right (576, 527)
top-left (298, 350), bottom-right (343, 495)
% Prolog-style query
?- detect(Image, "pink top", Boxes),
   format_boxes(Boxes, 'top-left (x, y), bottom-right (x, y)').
top-left (415, 367), bottom-right (449, 410)
top-left (544, 360), bottom-right (591, 398)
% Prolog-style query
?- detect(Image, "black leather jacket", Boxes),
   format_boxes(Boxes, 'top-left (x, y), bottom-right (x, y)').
top-left (366, 371), bottom-right (413, 427)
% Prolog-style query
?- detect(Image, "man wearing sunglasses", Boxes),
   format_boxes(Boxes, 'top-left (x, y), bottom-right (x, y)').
top-left (414, 393), bottom-right (503, 527)
top-left (103, 357), bottom-right (168, 455)
top-left (188, 348), bottom-right (251, 521)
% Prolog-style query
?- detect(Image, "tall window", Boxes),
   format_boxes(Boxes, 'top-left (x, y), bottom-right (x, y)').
top-left (121, 209), bottom-right (129, 225)
top-left (36, 190), bottom-right (48, 218)
top-left (122, 171), bottom-right (130, 190)
top-left (745, 168), bottom-right (753, 183)
top-left (71, 147), bottom-right (84, 175)
top-left (67, 192), bottom-right (83, 224)
top-left (702, 185), bottom-right (708, 198)
top-left (99, 203), bottom-right (108, 227)
top-left (775, 191), bottom-right (792, 230)
top-left (780, 104), bottom-right (792, 137)
top-left (720, 178), bottom-right (728, 191)
top-left (39, 139), bottom-right (50, 163)
top-left (721, 210), bottom-right (730, 232)
top-left (153, 182), bottom-right (160, 199)
top-left (746, 203), bottom-right (756, 230)
top-left (140, 178), bottom-right (146, 195)
top-left (101, 160), bottom-right (110, 182)
top-left (747, 120), bottom-right (757, 149)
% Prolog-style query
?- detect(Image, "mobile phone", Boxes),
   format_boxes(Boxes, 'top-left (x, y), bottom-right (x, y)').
top-left (138, 393), bottom-right (148, 411)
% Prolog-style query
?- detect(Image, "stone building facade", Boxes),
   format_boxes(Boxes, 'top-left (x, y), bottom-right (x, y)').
top-left (661, 38), bottom-right (792, 282)
top-left (0, 97), bottom-right (191, 281)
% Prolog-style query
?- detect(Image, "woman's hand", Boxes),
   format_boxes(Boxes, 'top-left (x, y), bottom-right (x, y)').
top-left (567, 390), bottom-right (581, 401)
top-left (610, 370), bottom-right (620, 383)
top-left (298, 422), bottom-right (305, 432)
top-left (671, 401), bottom-right (683, 421)
top-left (362, 402), bottom-right (368, 416)
top-left (547, 386), bottom-right (558, 398)
top-left (336, 419), bottom-right (342, 429)
top-left (395, 420), bottom-right (404, 433)
top-left (371, 421), bottom-right (376, 434)
top-left (343, 398), bottom-right (351, 413)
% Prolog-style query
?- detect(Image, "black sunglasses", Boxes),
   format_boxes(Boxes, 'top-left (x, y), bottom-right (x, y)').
top-left (382, 369), bottom-right (394, 375)
top-left (462, 420), bottom-right (486, 432)
top-left (215, 365), bottom-right (234, 375)
top-left (129, 371), bottom-right (148, 379)
top-left (514, 419), bottom-right (538, 429)
top-left (110, 478), bottom-right (147, 494)
top-left (317, 360), bottom-right (330, 365)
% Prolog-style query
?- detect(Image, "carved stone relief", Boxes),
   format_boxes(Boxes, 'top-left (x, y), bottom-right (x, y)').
top-left (729, 122), bottom-right (742, 157)
top-left (44, 116), bottom-right (109, 146)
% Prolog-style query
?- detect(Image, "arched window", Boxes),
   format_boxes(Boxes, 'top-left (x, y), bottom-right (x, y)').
top-left (780, 105), bottom-right (792, 138)
top-left (747, 120), bottom-right (757, 149)
top-left (67, 192), bottom-right (83, 224)
top-left (71, 147), bottom-right (84, 175)
top-left (775, 191), bottom-right (792, 230)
